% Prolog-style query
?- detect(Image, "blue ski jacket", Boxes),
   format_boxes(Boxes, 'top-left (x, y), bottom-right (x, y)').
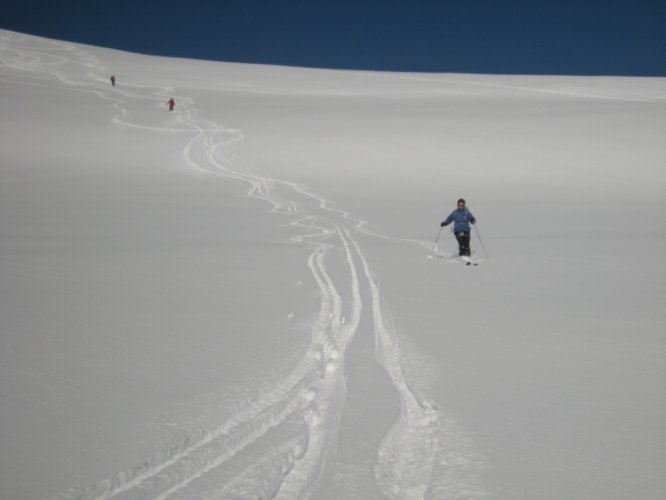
top-left (442, 208), bottom-right (476, 234)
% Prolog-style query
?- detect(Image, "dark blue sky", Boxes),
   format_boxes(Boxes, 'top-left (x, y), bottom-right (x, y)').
top-left (2, 0), bottom-right (665, 76)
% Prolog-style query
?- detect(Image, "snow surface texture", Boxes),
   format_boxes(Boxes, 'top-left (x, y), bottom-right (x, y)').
top-left (1, 30), bottom-right (665, 500)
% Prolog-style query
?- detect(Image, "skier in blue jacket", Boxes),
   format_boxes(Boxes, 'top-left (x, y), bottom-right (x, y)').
top-left (441, 198), bottom-right (476, 257)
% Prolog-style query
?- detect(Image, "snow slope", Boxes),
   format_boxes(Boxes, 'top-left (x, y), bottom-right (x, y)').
top-left (0, 30), bottom-right (665, 500)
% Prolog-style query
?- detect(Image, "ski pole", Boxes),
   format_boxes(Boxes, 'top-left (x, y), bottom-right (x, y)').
top-left (430, 227), bottom-right (443, 254)
top-left (473, 224), bottom-right (489, 261)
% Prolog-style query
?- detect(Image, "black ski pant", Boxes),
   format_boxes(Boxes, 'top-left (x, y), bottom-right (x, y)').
top-left (455, 231), bottom-right (471, 256)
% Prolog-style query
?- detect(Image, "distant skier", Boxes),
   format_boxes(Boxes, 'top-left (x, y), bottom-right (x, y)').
top-left (167, 97), bottom-right (175, 111)
top-left (441, 198), bottom-right (476, 257)
top-left (110, 75), bottom-right (116, 86)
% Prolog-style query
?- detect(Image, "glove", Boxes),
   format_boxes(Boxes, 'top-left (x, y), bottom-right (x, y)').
top-left (471, 220), bottom-right (476, 225)
top-left (440, 222), bottom-right (447, 227)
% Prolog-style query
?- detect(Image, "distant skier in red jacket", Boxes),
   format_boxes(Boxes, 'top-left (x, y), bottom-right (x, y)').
top-left (110, 75), bottom-right (116, 86)
top-left (167, 98), bottom-right (175, 111)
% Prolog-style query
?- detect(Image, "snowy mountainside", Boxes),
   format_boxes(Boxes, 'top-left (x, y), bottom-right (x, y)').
top-left (1, 30), bottom-right (665, 500)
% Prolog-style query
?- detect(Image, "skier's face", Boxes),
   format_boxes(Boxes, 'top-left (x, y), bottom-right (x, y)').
top-left (458, 203), bottom-right (465, 209)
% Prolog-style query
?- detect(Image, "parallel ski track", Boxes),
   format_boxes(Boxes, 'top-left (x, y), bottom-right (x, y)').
top-left (1, 30), bottom-right (485, 499)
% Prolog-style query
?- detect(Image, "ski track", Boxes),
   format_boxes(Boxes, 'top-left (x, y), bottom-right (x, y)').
top-left (0, 31), bottom-right (485, 499)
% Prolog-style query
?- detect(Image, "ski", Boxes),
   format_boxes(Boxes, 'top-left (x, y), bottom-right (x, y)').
top-left (462, 256), bottom-right (479, 266)
top-left (429, 251), bottom-right (480, 265)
